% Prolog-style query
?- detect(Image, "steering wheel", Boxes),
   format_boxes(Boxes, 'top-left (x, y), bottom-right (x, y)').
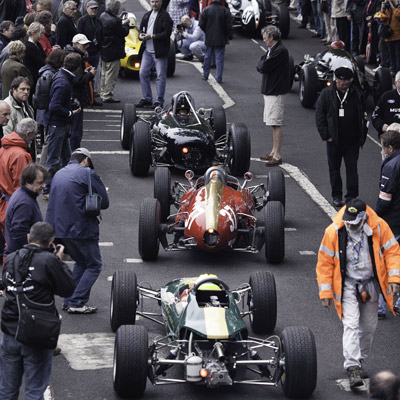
top-left (192, 278), bottom-right (230, 293)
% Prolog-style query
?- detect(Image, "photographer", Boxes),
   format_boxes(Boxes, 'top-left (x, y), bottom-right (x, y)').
top-left (381, 0), bottom-right (400, 75)
top-left (176, 15), bottom-right (206, 62)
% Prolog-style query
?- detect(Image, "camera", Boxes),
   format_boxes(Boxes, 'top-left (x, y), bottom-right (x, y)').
top-left (176, 23), bottom-right (185, 31)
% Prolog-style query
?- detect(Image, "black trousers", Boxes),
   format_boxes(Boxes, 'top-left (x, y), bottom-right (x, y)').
top-left (326, 141), bottom-right (360, 201)
top-left (336, 17), bottom-right (351, 52)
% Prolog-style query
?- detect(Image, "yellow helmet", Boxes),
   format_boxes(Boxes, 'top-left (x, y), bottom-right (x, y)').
top-left (196, 273), bottom-right (220, 291)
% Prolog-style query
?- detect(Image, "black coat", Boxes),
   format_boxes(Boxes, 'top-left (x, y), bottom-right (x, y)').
top-left (371, 89), bottom-right (400, 137)
top-left (56, 13), bottom-right (78, 49)
top-left (0, 0), bottom-right (26, 24)
top-left (23, 41), bottom-right (46, 92)
top-left (100, 11), bottom-right (130, 62)
top-left (140, 8), bottom-right (173, 58)
top-left (257, 40), bottom-right (290, 96)
top-left (77, 13), bottom-right (104, 57)
top-left (199, 1), bottom-right (233, 47)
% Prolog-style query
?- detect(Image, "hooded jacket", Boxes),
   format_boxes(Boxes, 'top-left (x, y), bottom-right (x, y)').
top-left (3, 92), bottom-right (34, 136)
top-left (316, 205), bottom-right (400, 318)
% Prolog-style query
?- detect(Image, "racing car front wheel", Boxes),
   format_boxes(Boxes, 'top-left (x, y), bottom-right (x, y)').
top-left (154, 167), bottom-right (171, 221)
top-left (139, 198), bottom-right (161, 261)
top-left (167, 40), bottom-right (176, 77)
top-left (211, 106), bottom-right (226, 140)
top-left (228, 123), bottom-right (251, 176)
top-left (120, 103), bottom-right (137, 150)
top-left (114, 325), bottom-right (148, 398)
top-left (130, 121), bottom-right (152, 176)
top-left (277, 5), bottom-right (290, 39)
top-left (374, 67), bottom-right (392, 104)
top-left (268, 170), bottom-right (285, 210)
top-left (280, 326), bottom-right (317, 398)
top-left (248, 270), bottom-right (277, 334)
top-left (264, 200), bottom-right (284, 263)
top-left (299, 64), bottom-right (319, 109)
top-left (110, 271), bottom-right (137, 332)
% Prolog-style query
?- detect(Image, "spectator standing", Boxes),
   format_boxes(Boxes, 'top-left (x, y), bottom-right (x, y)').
top-left (299, 0), bottom-right (313, 29)
top-left (346, 0), bottom-right (367, 55)
top-left (5, 163), bottom-right (47, 256)
top-left (79, 0), bottom-right (105, 15)
top-left (42, 52), bottom-right (82, 198)
top-left (0, 222), bottom-right (75, 400)
top-left (372, 73), bottom-right (400, 138)
top-left (0, 118), bottom-right (36, 239)
top-left (0, 21), bottom-right (15, 52)
top-left (381, 0), bottom-right (400, 76)
top-left (56, 1), bottom-right (78, 49)
top-left (1, 41), bottom-right (33, 100)
top-left (315, 66), bottom-right (367, 207)
top-left (36, 10), bottom-right (58, 56)
top-left (176, 15), bottom-right (206, 61)
top-left (369, 371), bottom-right (400, 400)
top-left (136, 0), bottom-right (173, 108)
top-left (99, 0), bottom-right (130, 104)
top-left (316, 199), bottom-right (400, 390)
top-left (199, 0), bottom-right (233, 84)
top-left (169, 0), bottom-right (190, 26)
top-left (46, 148), bottom-right (109, 314)
top-left (332, 0), bottom-right (351, 50)
top-left (0, 1), bottom-right (26, 25)
top-left (257, 26), bottom-right (290, 166)
top-left (33, 0), bottom-right (52, 13)
top-left (363, 0), bottom-right (381, 65)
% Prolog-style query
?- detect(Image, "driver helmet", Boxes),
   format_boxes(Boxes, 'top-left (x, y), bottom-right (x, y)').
top-left (204, 165), bottom-right (227, 185)
top-left (329, 40), bottom-right (345, 51)
top-left (196, 273), bottom-right (220, 291)
top-left (172, 91), bottom-right (195, 116)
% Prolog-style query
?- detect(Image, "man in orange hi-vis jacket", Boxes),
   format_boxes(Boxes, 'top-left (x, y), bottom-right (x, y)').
top-left (316, 199), bottom-right (400, 391)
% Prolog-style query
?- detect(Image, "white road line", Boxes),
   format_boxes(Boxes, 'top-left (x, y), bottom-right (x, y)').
top-left (44, 386), bottom-right (53, 400)
top-left (85, 109), bottom-right (121, 113)
top-left (107, 276), bottom-right (113, 281)
top-left (285, 227), bottom-right (297, 231)
top-left (255, 174), bottom-right (290, 178)
top-left (251, 38), bottom-right (258, 44)
top-left (82, 139), bottom-right (119, 142)
top-left (299, 250), bottom-right (316, 255)
top-left (138, 0), bottom-right (151, 11)
top-left (91, 150), bottom-right (129, 154)
top-left (125, 258), bottom-right (143, 263)
top-left (260, 46), bottom-right (267, 53)
top-left (367, 133), bottom-right (382, 147)
top-left (85, 129), bottom-right (119, 132)
top-left (99, 242), bottom-right (114, 246)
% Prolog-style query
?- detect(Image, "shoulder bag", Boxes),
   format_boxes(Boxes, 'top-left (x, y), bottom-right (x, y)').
top-left (85, 168), bottom-right (102, 217)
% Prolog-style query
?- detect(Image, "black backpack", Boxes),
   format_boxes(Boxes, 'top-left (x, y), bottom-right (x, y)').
top-left (32, 69), bottom-right (58, 110)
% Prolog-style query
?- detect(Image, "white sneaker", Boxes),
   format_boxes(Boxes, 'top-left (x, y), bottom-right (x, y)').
top-left (373, 65), bottom-right (382, 73)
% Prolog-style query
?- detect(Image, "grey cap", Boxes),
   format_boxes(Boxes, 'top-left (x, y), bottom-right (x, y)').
top-left (72, 147), bottom-right (94, 168)
top-left (86, 0), bottom-right (99, 8)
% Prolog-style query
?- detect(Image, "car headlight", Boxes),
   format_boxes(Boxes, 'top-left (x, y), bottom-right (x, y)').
top-left (203, 229), bottom-right (219, 247)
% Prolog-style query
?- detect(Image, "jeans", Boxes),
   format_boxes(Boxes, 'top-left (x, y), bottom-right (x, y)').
top-left (70, 109), bottom-right (83, 151)
top-left (44, 124), bottom-right (71, 194)
top-left (0, 334), bottom-right (53, 400)
top-left (139, 49), bottom-right (168, 105)
top-left (203, 46), bottom-right (225, 82)
top-left (62, 238), bottom-right (102, 307)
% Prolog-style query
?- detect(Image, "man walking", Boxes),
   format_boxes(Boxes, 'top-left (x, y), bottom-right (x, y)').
top-left (316, 66), bottom-right (368, 207)
top-left (136, 0), bottom-right (173, 108)
top-left (257, 26), bottom-right (290, 166)
top-left (46, 148), bottom-right (109, 314)
top-left (316, 199), bottom-right (400, 390)
top-left (199, 0), bottom-right (233, 84)
top-left (0, 222), bottom-right (75, 399)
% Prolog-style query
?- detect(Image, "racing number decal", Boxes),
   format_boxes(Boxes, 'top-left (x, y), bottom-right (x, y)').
top-left (186, 205), bottom-right (205, 230)
top-left (219, 205), bottom-right (237, 232)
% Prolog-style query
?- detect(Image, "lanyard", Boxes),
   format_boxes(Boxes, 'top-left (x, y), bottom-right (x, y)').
top-left (336, 88), bottom-right (349, 109)
top-left (349, 234), bottom-right (364, 265)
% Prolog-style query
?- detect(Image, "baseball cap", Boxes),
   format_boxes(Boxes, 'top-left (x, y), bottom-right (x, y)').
top-left (72, 34), bottom-right (91, 45)
top-left (86, 0), bottom-right (99, 8)
top-left (342, 199), bottom-right (366, 224)
top-left (72, 147), bottom-right (94, 168)
top-left (335, 66), bottom-right (354, 80)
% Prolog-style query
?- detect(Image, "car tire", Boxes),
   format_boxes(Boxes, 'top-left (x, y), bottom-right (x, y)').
top-left (354, 56), bottom-right (365, 75)
top-left (139, 198), bottom-right (160, 261)
top-left (211, 106), bottom-right (226, 140)
top-left (110, 271), bottom-right (137, 333)
top-left (264, 200), bottom-right (284, 263)
top-left (154, 167), bottom-right (171, 222)
top-left (113, 325), bottom-right (148, 398)
top-left (130, 121), bottom-right (151, 177)
top-left (228, 123), bottom-right (251, 177)
top-left (289, 55), bottom-right (295, 90)
top-left (121, 103), bottom-right (136, 150)
top-left (277, 5), bottom-right (290, 39)
top-left (280, 326), bottom-right (317, 398)
top-left (268, 170), bottom-right (285, 210)
top-left (374, 67), bottom-right (392, 104)
top-left (167, 40), bottom-right (176, 77)
top-left (299, 64), bottom-right (319, 109)
top-left (262, 0), bottom-right (272, 12)
top-left (248, 270), bottom-right (277, 334)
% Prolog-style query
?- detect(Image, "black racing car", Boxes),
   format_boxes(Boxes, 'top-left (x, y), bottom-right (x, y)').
top-left (120, 91), bottom-right (251, 177)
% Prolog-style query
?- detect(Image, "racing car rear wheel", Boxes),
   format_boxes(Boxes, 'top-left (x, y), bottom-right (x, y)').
top-left (354, 56), bottom-right (365, 75)
top-left (280, 326), bottom-right (317, 398)
top-left (374, 67), bottom-right (392, 104)
top-left (248, 270), bottom-right (277, 334)
top-left (277, 5), bottom-right (290, 39)
top-left (120, 103), bottom-right (137, 150)
top-left (110, 271), bottom-right (137, 332)
top-left (139, 198), bottom-right (160, 261)
top-left (264, 201), bottom-right (284, 263)
top-left (299, 64), bottom-right (319, 109)
top-left (130, 121), bottom-right (151, 176)
top-left (262, 0), bottom-right (272, 12)
top-left (228, 123), bottom-right (251, 176)
top-left (211, 106), bottom-right (226, 140)
top-left (167, 40), bottom-right (176, 77)
top-left (268, 170), bottom-right (285, 210)
top-left (154, 167), bottom-right (171, 221)
top-left (114, 325), bottom-right (148, 398)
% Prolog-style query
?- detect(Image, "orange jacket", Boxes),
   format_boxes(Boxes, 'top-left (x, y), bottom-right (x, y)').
top-left (316, 205), bottom-right (400, 318)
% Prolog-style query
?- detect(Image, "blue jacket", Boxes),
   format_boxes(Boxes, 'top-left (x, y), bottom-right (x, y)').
top-left (46, 161), bottom-right (109, 239)
top-left (4, 185), bottom-right (43, 255)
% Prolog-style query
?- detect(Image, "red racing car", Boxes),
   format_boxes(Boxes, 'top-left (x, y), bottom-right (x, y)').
top-left (138, 165), bottom-right (285, 263)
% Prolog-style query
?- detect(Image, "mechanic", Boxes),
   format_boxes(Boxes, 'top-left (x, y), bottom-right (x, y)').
top-left (0, 222), bottom-right (75, 400)
top-left (46, 147), bottom-right (109, 314)
top-left (136, 0), bottom-right (173, 108)
top-left (372, 71), bottom-right (400, 138)
top-left (199, 0), bottom-right (233, 84)
top-left (257, 25), bottom-right (290, 167)
top-left (315, 65), bottom-right (368, 207)
top-left (176, 15), bottom-right (206, 62)
top-left (316, 199), bottom-right (400, 391)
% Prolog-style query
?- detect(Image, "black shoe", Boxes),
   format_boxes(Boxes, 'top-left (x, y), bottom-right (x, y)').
top-left (153, 101), bottom-right (163, 108)
top-left (202, 75), bottom-right (208, 80)
top-left (347, 366), bottom-right (363, 390)
top-left (135, 99), bottom-right (153, 108)
top-left (92, 99), bottom-right (103, 106)
top-left (378, 312), bottom-right (386, 320)
top-left (182, 54), bottom-right (193, 61)
top-left (103, 98), bottom-right (120, 103)
top-left (332, 198), bottom-right (345, 207)
top-left (298, 24), bottom-right (307, 29)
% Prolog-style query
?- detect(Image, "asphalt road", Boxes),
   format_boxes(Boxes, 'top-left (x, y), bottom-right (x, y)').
top-left (2, 1), bottom-right (400, 399)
